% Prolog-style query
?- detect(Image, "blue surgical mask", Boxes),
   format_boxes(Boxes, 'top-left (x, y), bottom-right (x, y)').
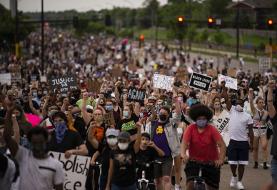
top-left (54, 122), bottom-right (67, 143)
top-left (105, 105), bottom-right (113, 111)
top-left (196, 119), bottom-right (208, 128)
top-left (123, 111), bottom-right (129, 118)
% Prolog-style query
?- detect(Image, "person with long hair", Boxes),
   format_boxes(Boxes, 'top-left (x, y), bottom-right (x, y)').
top-left (249, 89), bottom-right (270, 169)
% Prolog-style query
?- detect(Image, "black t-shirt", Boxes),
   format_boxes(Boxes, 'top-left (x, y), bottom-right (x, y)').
top-left (111, 147), bottom-right (136, 187)
top-left (271, 114), bottom-right (277, 157)
top-left (136, 147), bottom-right (158, 164)
top-left (120, 113), bottom-right (139, 135)
top-left (47, 130), bottom-right (83, 153)
top-left (99, 146), bottom-right (112, 177)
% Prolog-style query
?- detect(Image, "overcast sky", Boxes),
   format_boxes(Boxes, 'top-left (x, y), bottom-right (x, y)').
top-left (0, 0), bottom-right (168, 12)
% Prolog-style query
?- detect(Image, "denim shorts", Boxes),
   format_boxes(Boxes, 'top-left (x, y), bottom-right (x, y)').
top-left (271, 158), bottom-right (277, 185)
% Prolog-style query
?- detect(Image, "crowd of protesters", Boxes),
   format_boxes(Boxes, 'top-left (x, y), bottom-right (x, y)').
top-left (1, 27), bottom-right (277, 190)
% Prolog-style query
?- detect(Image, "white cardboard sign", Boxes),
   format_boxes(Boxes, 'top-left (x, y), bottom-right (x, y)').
top-left (218, 74), bottom-right (237, 90)
top-left (0, 73), bottom-right (12, 85)
top-left (153, 74), bottom-right (175, 91)
top-left (49, 152), bottom-right (90, 190)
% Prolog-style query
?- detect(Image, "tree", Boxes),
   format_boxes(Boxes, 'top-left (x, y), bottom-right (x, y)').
top-left (207, 0), bottom-right (231, 18)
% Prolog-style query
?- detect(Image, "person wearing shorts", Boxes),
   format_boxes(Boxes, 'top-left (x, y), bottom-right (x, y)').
top-left (249, 92), bottom-right (270, 169)
top-left (181, 104), bottom-right (226, 190)
top-left (228, 99), bottom-right (254, 190)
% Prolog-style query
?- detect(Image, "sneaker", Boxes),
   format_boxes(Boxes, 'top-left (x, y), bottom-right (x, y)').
top-left (237, 181), bottom-right (245, 190)
top-left (254, 162), bottom-right (258, 169)
top-left (230, 176), bottom-right (237, 188)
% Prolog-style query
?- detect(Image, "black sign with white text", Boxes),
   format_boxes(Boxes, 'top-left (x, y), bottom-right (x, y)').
top-left (50, 76), bottom-right (78, 95)
top-left (189, 73), bottom-right (212, 91)
top-left (127, 87), bottom-right (146, 103)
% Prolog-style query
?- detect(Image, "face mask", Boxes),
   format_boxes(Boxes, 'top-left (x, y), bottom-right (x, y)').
top-left (105, 105), bottom-right (113, 111)
top-left (172, 112), bottom-right (177, 118)
top-left (159, 114), bottom-right (168, 123)
top-left (196, 119), bottom-right (208, 128)
top-left (178, 97), bottom-right (183, 102)
top-left (123, 111), bottom-right (129, 118)
top-left (54, 122), bottom-right (67, 143)
top-left (118, 142), bottom-right (129, 150)
top-left (32, 92), bottom-right (38, 97)
top-left (31, 143), bottom-right (47, 158)
top-left (235, 105), bottom-right (243, 112)
top-left (222, 103), bottom-right (227, 109)
top-left (139, 112), bottom-right (144, 118)
top-left (107, 138), bottom-right (118, 146)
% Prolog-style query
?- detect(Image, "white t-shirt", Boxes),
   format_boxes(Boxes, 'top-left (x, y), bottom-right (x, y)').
top-left (15, 146), bottom-right (64, 190)
top-left (229, 106), bottom-right (253, 141)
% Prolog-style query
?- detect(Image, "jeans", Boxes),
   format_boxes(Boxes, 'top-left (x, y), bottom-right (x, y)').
top-left (111, 183), bottom-right (136, 190)
top-left (271, 158), bottom-right (277, 185)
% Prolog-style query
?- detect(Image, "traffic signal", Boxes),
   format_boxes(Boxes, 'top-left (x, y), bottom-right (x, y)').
top-left (139, 34), bottom-right (144, 48)
top-left (267, 18), bottom-right (273, 30)
top-left (177, 16), bottom-right (185, 27)
top-left (208, 17), bottom-right (215, 28)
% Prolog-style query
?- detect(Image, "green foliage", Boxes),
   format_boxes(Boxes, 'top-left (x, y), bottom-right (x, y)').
top-left (213, 30), bottom-right (225, 45)
top-left (118, 28), bottom-right (134, 38)
top-left (200, 29), bottom-right (209, 42)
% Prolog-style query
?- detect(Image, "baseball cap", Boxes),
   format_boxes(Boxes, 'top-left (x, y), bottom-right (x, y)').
top-left (117, 131), bottom-right (130, 141)
top-left (106, 128), bottom-right (120, 137)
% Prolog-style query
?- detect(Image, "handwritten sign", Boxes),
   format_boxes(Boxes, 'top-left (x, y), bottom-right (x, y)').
top-left (189, 73), bottom-right (212, 91)
top-left (213, 110), bottom-right (230, 146)
top-left (49, 152), bottom-right (90, 190)
top-left (0, 73), bottom-right (12, 85)
top-left (127, 87), bottom-right (146, 103)
top-left (218, 74), bottom-right (238, 90)
top-left (153, 74), bottom-right (175, 91)
top-left (50, 76), bottom-right (78, 95)
top-left (103, 112), bottom-right (116, 126)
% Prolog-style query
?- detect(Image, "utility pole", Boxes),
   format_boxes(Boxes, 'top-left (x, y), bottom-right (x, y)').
top-left (15, 0), bottom-right (19, 58)
top-left (41, 0), bottom-right (45, 75)
top-left (236, 3), bottom-right (240, 59)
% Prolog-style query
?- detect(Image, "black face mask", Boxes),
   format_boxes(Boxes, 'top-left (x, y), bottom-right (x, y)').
top-left (159, 114), bottom-right (168, 123)
top-left (31, 143), bottom-right (48, 158)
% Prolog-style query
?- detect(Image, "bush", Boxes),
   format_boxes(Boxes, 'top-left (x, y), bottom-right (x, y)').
top-left (213, 31), bottom-right (225, 45)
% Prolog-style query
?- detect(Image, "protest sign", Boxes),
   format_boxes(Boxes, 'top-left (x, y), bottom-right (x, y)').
top-left (153, 74), bottom-right (175, 91)
top-left (50, 76), bottom-right (78, 95)
top-left (127, 87), bottom-right (146, 103)
top-left (103, 112), bottom-right (116, 126)
top-left (49, 152), bottom-right (90, 190)
top-left (0, 73), bottom-right (12, 85)
top-left (259, 57), bottom-right (270, 73)
top-left (207, 69), bottom-right (217, 77)
top-left (111, 67), bottom-right (123, 78)
top-left (176, 67), bottom-right (188, 81)
top-left (87, 79), bottom-right (101, 93)
top-left (213, 110), bottom-right (230, 146)
top-left (40, 76), bottom-right (47, 83)
top-left (227, 68), bottom-right (237, 77)
top-left (189, 73), bottom-right (212, 91)
top-left (218, 74), bottom-right (238, 90)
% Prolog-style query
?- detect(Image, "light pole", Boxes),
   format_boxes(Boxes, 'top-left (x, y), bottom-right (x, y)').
top-left (232, 0), bottom-right (241, 59)
top-left (41, 0), bottom-right (44, 75)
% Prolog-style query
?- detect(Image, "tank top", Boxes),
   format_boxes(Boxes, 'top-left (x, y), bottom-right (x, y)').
top-left (253, 109), bottom-right (268, 128)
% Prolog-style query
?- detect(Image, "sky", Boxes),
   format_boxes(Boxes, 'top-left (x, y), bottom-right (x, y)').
top-left (0, 0), bottom-right (168, 12)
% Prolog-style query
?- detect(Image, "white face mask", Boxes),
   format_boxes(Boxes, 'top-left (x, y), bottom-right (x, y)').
top-left (107, 138), bottom-right (118, 146)
top-left (222, 103), bottom-right (227, 109)
top-left (235, 105), bottom-right (243, 112)
top-left (118, 142), bottom-right (129, 150)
